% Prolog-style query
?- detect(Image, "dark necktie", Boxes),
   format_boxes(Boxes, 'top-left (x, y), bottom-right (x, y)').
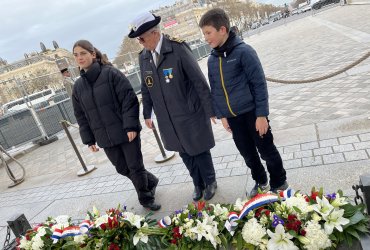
top-left (154, 51), bottom-right (159, 67)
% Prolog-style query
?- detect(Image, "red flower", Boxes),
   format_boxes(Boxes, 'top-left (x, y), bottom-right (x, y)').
top-left (300, 229), bottom-right (307, 236)
top-left (170, 239), bottom-right (177, 244)
top-left (264, 210), bottom-right (271, 216)
top-left (108, 216), bottom-right (119, 229)
top-left (311, 191), bottom-right (319, 201)
top-left (172, 226), bottom-right (182, 239)
top-left (287, 214), bottom-right (297, 221)
top-left (285, 214), bottom-right (302, 233)
top-left (108, 243), bottom-right (120, 250)
top-left (196, 201), bottom-right (206, 211)
top-left (100, 223), bottom-right (107, 231)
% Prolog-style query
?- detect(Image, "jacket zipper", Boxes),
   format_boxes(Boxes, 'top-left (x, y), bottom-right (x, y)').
top-left (85, 77), bottom-right (114, 147)
top-left (219, 57), bottom-right (237, 117)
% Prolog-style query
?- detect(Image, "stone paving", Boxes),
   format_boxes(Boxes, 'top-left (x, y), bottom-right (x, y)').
top-left (1, 4), bottom-right (370, 243)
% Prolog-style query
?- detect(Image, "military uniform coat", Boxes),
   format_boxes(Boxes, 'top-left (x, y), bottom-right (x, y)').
top-left (139, 35), bottom-right (215, 156)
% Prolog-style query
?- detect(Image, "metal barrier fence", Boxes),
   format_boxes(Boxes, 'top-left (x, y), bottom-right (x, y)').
top-left (0, 99), bottom-right (75, 149)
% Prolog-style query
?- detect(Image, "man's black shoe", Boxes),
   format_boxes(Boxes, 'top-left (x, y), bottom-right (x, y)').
top-left (204, 181), bottom-right (217, 201)
top-left (193, 186), bottom-right (204, 201)
top-left (143, 202), bottom-right (161, 211)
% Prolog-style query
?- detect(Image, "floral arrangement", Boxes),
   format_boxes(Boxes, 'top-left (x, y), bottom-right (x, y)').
top-left (17, 188), bottom-right (369, 250)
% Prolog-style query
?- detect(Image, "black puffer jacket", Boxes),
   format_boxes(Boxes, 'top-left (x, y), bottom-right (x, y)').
top-left (72, 62), bottom-right (141, 148)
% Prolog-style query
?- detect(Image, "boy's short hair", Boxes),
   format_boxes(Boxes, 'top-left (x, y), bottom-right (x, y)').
top-left (199, 8), bottom-right (230, 32)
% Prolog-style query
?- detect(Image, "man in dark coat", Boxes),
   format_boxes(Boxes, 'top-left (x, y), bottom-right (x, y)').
top-left (128, 12), bottom-right (217, 201)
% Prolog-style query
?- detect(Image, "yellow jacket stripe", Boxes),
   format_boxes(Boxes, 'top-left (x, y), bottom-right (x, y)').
top-left (219, 57), bottom-right (237, 117)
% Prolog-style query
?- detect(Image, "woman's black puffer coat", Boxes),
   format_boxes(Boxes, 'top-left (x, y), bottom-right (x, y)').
top-left (72, 62), bottom-right (141, 148)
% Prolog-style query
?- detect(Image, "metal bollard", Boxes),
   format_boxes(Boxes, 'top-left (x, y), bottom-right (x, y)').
top-left (0, 145), bottom-right (25, 188)
top-left (152, 123), bottom-right (175, 163)
top-left (60, 121), bottom-right (96, 176)
top-left (7, 214), bottom-right (31, 238)
top-left (359, 173), bottom-right (370, 214)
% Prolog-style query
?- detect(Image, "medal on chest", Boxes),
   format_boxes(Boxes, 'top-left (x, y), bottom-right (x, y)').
top-left (163, 68), bottom-right (173, 83)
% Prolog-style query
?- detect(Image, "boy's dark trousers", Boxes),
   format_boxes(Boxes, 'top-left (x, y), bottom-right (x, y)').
top-left (227, 111), bottom-right (286, 189)
top-left (179, 150), bottom-right (216, 189)
top-left (104, 135), bottom-right (158, 206)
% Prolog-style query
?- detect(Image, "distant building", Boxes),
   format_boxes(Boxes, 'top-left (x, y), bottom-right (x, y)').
top-left (0, 47), bottom-right (76, 105)
top-left (154, 0), bottom-right (210, 44)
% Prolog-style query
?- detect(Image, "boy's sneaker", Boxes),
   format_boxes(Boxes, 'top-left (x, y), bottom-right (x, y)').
top-left (248, 182), bottom-right (270, 198)
top-left (270, 181), bottom-right (289, 193)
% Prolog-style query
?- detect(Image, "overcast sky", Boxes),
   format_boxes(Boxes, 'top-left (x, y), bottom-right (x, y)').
top-left (0, 0), bottom-right (177, 63)
top-left (1, 0), bottom-right (287, 64)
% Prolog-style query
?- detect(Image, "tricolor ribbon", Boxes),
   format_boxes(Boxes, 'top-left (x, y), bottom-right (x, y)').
top-left (158, 216), bottom-right (172, 228)
top-left (51, 226), bottom-right (81, 243)
top-left (79, 220), bottom-right (94, 233)
top-left (225, 189), bottom-right (295, 234)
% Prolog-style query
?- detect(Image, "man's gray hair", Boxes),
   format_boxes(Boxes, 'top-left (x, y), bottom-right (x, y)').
top-left (150, 24), bottom-right (161, 33)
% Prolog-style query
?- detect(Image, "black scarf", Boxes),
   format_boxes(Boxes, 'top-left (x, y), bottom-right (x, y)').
top-left (214, 30), bottom-right (237, 57)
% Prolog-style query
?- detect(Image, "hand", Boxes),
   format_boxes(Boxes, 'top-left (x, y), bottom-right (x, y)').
top-left (256, 116), bottom-right (268, 137)
top-left (221, 118), bottom-right (232, 133)
top-left (127, 131), bottom-right (137, 142)
top-left (145, 119), bottom-right (153, 129)
top-left (88, 144), bottom-right (99, 152)
top-left (211, 117), bottom-right (217, 124)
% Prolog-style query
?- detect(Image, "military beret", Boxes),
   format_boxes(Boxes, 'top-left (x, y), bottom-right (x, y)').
top-left (128, 12), bottom-right (161, 38)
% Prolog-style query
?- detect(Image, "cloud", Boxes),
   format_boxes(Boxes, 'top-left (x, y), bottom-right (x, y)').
top-left (0, 0), bottom-right (176, 63)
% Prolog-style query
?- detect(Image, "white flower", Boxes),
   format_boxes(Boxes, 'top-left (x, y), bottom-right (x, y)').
top-left (55, 215), bottom-right (70, 228)
top-left (94, 214), bottom-right (108, 227)
top-left (210, 203), bottom-right (229, 220)
top-left (303, 220), bottom-right (332, 250)
top-left (92, 206), bottom-right (100, 217)
top-left (242, 218), bottom-right (267, 246)
top-left (190, 219), bottom-right (213, 241)
top-left (133, 222), bottom-right (149, 245)
top-left (189, 218), bottom-right (220, 248)
top-left (267, 224), bottom-right (298, 250)
top-left (311, 213), bottom-right (321, 222)
top-left (31, 235), bottom-right (44, 250)
top-left (36, 226), bottom-right (47, 237)
top-left (284, 195), bottom-right (313, 218)
top-left (312, 196), bottom-right (334, 217)
top-left (260, 214), bottom-right (270, 226)
top-left (331, 195), bottom-right (348, 208)
top-left (19, 236), bottom-right (32, 250)
top-left (323, 209), bottom-right (350, 234)
top-left (123, 212), bottom-right (143, 228)
top-left (74, 234), bottom-right (87, 244)
top-left (234, 198), bottom-right (248, 211)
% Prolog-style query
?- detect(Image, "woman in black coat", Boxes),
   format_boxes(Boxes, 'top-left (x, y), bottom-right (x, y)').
top-left (71, 40), bottom-right (160, 211)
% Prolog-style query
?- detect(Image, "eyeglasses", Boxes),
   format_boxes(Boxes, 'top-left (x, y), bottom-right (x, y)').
top-left (137, 30), bottom-right (155, 43)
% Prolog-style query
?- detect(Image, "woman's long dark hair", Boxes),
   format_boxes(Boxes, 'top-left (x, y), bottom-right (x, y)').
top-left (73, 40), bottom-right (112, 65)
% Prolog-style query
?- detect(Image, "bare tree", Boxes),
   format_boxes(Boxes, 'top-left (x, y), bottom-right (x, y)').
top-left (25, 69), bottom-right (62, 93)
top-left (113, 37), bottom-right (142, 71)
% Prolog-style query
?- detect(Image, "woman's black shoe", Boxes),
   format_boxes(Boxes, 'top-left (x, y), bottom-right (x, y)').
top-left (193, 186), bottom-right (204, 201)
top-left (204, 181), bottom-right (217, 200)
top-left (143, 202), bottom-right (161, 211)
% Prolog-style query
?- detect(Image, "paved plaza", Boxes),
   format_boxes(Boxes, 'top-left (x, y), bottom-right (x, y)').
top-left (1, 4), bottom-right (370, 243)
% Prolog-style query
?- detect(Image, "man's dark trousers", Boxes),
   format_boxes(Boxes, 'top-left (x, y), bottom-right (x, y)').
top-left (104, 135), bottom-right (158, 206)
top-left (227, 111), bottom-right (286, 189)
top-left (179, 150), bottom-right (216, 189)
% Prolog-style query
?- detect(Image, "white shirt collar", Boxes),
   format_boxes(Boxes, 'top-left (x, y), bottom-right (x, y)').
top-left (152, 33), bottom-right (163, 55)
